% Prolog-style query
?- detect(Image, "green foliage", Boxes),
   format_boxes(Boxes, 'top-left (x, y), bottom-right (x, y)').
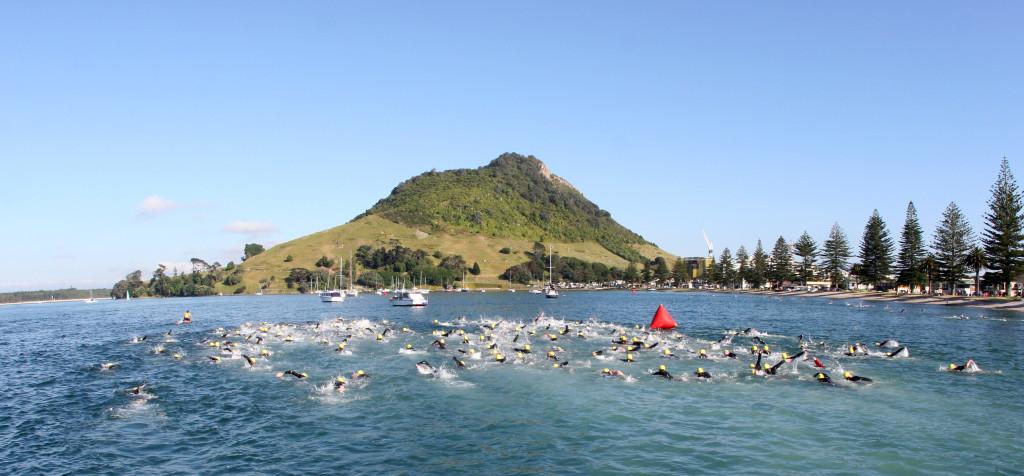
top-left (233, 285), bottom-right (247, 294)
top-left (750, 240), bottom-right (770, 289)
top-left (116, 265), bottom-right (219, 298)
top-left (243, 243), bottom-right (265, 262)
top-left (982, 158), bottom-right (1024, 295)
top-left (823, 223), bottom-right (852, 290)
top-left (857, 210), bottom-right (895, 288)
top-left (770, 236), bottom-right (795, 287)
top-left (499, 247), bottom-right (511, 254)
top-left (223, 272), bottom-right (243, 286)
top-left (932, 202), bottom-right (974, 293)
top-left (793, 232), bottom-right (817, 285)
top-left (897, 202), bottom-right (928, 289)
top-left (284, 254), bottom-right (293, 262)
top-left (225, 261), bottom-right (235, 271)
top-left (470, 262), bottom-right (482, 275)
top-left (0, 287), bottom-right (112, 304)
top-left (315, 256), bottom-right (335, 268)
top-left (353, 153), bottom-right (651, 262)
top-left (718, 248), bottom-right (737, 288)
top-left (672, 257), bottom-right (688, 288)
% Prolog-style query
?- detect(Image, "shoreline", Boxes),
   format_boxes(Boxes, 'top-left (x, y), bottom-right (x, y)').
top-left (692, 288), bottom-right (1024, 313)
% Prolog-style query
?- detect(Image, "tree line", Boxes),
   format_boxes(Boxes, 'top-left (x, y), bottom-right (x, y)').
top-left (704, 157), bottom-right (1021, 295)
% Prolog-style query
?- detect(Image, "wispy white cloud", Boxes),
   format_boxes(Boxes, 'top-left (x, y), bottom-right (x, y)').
top-left (135, 195), bottom-right (184, 219)
top-left (54, 253), bottom-right (75, 260)
top-left (223, 221), bottom-right (279, 236)
top-left (135, 196), bottom-right (212, 220)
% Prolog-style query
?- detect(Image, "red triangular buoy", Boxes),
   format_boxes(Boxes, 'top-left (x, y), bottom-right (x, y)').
top-left (649, 304), bottom-right (677, 329)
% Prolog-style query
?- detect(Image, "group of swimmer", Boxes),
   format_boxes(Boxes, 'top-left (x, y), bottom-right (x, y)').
top-left (119, 309), bottom-right (984, 401)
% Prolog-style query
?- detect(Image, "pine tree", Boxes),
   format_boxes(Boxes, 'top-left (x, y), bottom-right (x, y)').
top-left (770, 236), bottom-right (794, 288)
top-left (624, 262), bottom-right (640, 285)
top-left (822, 223), bottom-right (851, 290)
top-left (718, 248), bottom-right (736, 288)
top-left (672, 257), bottom-right (688, 288)
top-left (982, 157), bottom-right (1024, 296)
top-left (750, 240), bottom-right (769, 289)
top-left (896, 202), bottom-right (928, 290)
top-left (933, 202), bottom-right (975, 294)
top-left (857, 209), bottom-right (895, 289)
top-left (793, 231), bottom-right (817, 285)
top-left (735, 245), bottom-right (749, 289)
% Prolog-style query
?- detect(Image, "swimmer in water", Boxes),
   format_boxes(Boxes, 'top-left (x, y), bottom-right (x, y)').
top-left (100, 362), bottom-right (118, 370)
top-left (514, 345), bottom-right (532, 354)
top-left (874, 339), bottom-right (900, 348)
top-left (334, 377), bottom-right (346, 392)
top-left (415, 360), bottom-right (438, 374)
top-left (949, 359), bottom-right (979, 372)
top-left (694, 368), bottom-right (712, 379)
top-left (783, 351), bottom-right (807, 363)
top-left (600, 368), bottom-right (627, 378)
top-left (698, 349), bottom-right (708, 359)
top-left (843, 371), bottom-right (872, 382)
top-left (494, 354), bottom-right (507, 363)
top-left (662, 349), bottom-right (678, 359)
top-left (651, 365), bottom-right (673, 379)
top-left (431, 339), bottom-right (447, 350)
top-left (723, 349), bottom-right (738, 359)
top-left (812, 357), bottom-right (826, 368)
top-left (886, 347), bottom-right (909, 358)
top-left (452, 356), bottom-right (467, 368)
top-left (815, 372), bottom-right (833, 384)
top-left (130, 382), bottom-right (148, 395)
top-left (621, 353), bottom-right (635, 363)
top-left (351, 370), bottom-right (370, 380)
top-left (277, 370), bottom-right (307, 379)
top-left (242, 354), bottom-right (257, 366)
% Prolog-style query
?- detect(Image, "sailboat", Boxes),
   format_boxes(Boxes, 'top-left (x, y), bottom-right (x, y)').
top-left (126, 290), bottom-right (131, 301)
top-left (320, 256), bottom-right (345, 302)
top-left (545, 246), bottom-right (559, 298)
top-left (84, 290), bottom-right (97, 303)
top-left (346, 251), bottom-right (358, 297)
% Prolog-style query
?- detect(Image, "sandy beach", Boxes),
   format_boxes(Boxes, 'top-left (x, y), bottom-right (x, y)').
top-left (722, 289), bottom-right (1024, 313)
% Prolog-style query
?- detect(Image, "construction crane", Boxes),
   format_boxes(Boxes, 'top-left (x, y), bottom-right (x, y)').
top-left (702, 228), bottom-right (714, 259)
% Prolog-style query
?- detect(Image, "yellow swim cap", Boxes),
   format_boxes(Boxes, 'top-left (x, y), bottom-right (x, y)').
top-left (173, 354), bottom-right (180, 359)
top-left (469, 349), bottom-right (475, 354)
top-left (406, 344), bottom-right (412, 349)
top-left (525, 345), bottom-right (531, 350)
top-left (301, 373), bottom-right (308, 377)
top-left (950, 363), bottom-right (956, 369)
top-left (750, 363), bottom-right (755, 368)
top-left (699, 349), bottom-right (706, 354)
top-left (698, 368), bottom-right (704, 373)
top-left (517, 353), bottom-right (524, 358)
top-left (357, 370), bottom-right (364, 375)
top-left (553, 363), bottom-right (560, 367)
top-left (763, 364), bottom-right (770, 369)
top-left (338, 377), bottom-right (346, 382)
top-left (816, 373), bottom-right (824, 379)
top-left (603, 368), bottom-right (610, 373)
top-left (763, 345), bottom-right (769, 350)
top-left (440, 339), bottom-right (445, 344)
top-left (659, 365), bottom-right (666, 371)
top-left (433, 319), bottom-right (438, 323)
top-left (627, 354), bottom-right (634, 361)
top-left (844, 371), bottom-right (852, 378)
top-left (782, 353), bottom-right (788, 359)
top-left (664, 349), bottom-right (671, 355)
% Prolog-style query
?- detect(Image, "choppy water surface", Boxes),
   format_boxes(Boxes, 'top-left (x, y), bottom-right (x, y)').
top-left (1, 291), bottom-right (1021, 474)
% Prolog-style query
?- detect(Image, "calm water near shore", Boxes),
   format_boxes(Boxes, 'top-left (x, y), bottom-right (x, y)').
top-left (1, 291), bottom-right (1021, 474)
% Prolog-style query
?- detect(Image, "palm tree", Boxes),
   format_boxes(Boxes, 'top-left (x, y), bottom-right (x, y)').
top-left (963, 246), bottom-right (986, 297)
top-left (922, 254), bottom-right (938, 294)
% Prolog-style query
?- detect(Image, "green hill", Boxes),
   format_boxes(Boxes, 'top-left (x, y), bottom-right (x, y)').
top-left (234, 153), bottom-right (677, 294)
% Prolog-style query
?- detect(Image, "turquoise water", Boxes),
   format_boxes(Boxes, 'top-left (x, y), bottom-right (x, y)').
top-left (1, 291), bottom-right (1021, 475)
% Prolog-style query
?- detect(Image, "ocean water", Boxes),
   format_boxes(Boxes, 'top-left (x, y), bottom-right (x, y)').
top-left (1, 291), bottom-right (1021, 475)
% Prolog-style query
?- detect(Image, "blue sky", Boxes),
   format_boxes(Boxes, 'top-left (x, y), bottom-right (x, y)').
top-left (1, 2), bottom-right (1022, 292)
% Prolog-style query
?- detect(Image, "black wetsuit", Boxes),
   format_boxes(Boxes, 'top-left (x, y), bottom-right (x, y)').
top-left (815, 373), bottom-right (833, 384)
top-left (886, 347), bottom-right (907, 358)
top-left (786, 351), bottom-right (807, 362)
top-left (652, 369), bottom-right (673, 379)
top-left (431, 340), bottom-right (447, 350)
top-left (695, 370), bottom-right (712, 379)
top-left (452, 357), bottom-right (467, 368)
top-left (766, 360), bottom-right (785, 375)
top-left (845, 374), bottom-right (872, 382)
top-left (283, 370), bottom-right (306, 379)
top-left (723, 350), bottom-right (738, 359)
top-left (242, 354), bottom-right (257, 366)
